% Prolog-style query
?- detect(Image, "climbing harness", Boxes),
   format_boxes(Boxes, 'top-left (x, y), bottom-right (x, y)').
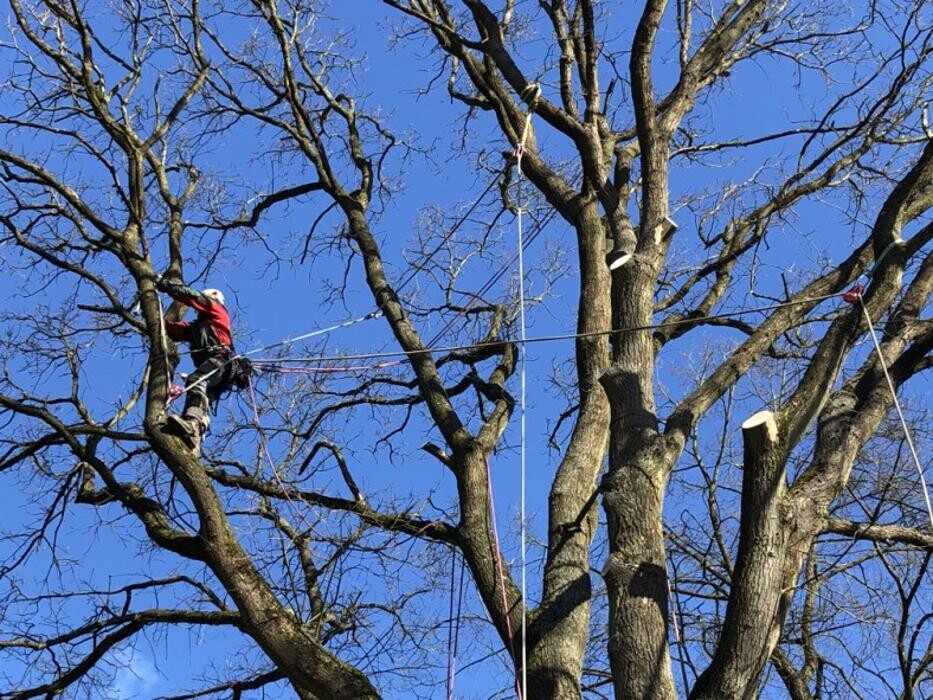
top-left (168, 310), bottom-right (383, 403)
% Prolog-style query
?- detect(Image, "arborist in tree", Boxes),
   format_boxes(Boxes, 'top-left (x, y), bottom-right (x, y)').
top-left (155, 275), bottom-right (233, 454)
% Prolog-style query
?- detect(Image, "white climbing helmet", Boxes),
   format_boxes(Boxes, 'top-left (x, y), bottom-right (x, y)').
top-left (203, 288), bottom-right (226, 306)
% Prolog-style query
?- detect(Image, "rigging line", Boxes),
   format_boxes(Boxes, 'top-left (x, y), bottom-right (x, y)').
top-left (171, 311), bottom-right (383, 402)
top-left (245, 373), bottom-right (321, 538)
top-left (250, 291), bottom-right (847, 367)
top-left (154, 298), bottom-right (173, 406)
top-left (241, 311), bottom-right (382, 358)
top-left (171, 173), bottom-right (503, 400)
top-left (666, 557), bottom-right (691, 694)
top-left (857, 295), bottom-right (933, 530)
top-left (445, 545), bottom-right (467, 700)
top-left (446, 546), bottom-right (457, 700)
top-left (517, 193), bottom-right (529, 700)
top-left (424, 204), bottom-right (560, 351)
top-left (453, 553), bottom-right (466, 689)
top-left (484, 455), bottom-right (524, 700)
top-left (514, 82), bottom-right (539, 700)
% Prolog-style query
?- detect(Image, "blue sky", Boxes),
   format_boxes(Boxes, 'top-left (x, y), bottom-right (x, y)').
top-left (1, 1), bottom-right (929, 698)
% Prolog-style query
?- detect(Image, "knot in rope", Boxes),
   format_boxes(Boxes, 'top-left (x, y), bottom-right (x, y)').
top-left (515, 82), bottom-right (541, 160)
top-left (520, 81), bottom-right (541, 109)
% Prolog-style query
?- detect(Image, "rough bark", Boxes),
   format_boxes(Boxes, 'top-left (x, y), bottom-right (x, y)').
top-left (145, 408), bottom-right (379, 699)
top-left (601, 262), bottom-right (677, 700)
top-left (528, 204), bottom-right (612, 699)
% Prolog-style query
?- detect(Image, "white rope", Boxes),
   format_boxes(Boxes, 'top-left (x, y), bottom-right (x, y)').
top-left (857, 296), bottom-right (933, 530)
top-left (171, 309), bottom-right (382, 401)
top-left (514, 82), bottom-right (539, 699)
top-left (241, 310), bottom-right (381, 357)
top-left (251, 292), bottom-right (846, 367)
top-left (516, 179), bottom-right (528, 700)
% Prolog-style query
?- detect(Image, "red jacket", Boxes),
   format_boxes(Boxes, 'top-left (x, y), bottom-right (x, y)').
top-left (159, 280), bottom-right (233, 364)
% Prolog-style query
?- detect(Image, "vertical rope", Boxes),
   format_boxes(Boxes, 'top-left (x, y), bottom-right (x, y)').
top-left (667, 561), bottom-right (691, 694)
top-left (515, 180), bottom-right (529, 700)
top-left (446, 546), bottom-right (458, 700)
top-left (514, 82), bottom-right (538, 698)
top-left (246, 374), bottom-right (320, 538)
top-left (485, 456), bottom-right (523, 700)
top-left (445, 547), bottom-right (467, 700)
top-left (857, 296), bottom-right (933, 529)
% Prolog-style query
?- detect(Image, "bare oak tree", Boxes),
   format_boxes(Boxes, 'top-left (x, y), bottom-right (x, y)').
top-left (1, 1), bottom-right (930, 698)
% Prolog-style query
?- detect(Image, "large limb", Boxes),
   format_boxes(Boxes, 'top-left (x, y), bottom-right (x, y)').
top-left (690, 149), bottom-right (933, 697)
top-left (360, 3), bottom-right (617, 694)
top-left (690, 410), bottom-right (789, 700)
top-left (223, 4), bottom-right (535, 688)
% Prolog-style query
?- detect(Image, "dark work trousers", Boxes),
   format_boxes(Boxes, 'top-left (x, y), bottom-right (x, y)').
top-left (183, 355), bottom-right (227, 430)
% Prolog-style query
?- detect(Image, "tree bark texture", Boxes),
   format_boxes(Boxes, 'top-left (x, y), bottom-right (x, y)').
top-left (527, 205), bottom-right (612, 699)
top-left (146, 422), bottom-right (379, 700)
top-left (601, 263), bottom-right (677, 700)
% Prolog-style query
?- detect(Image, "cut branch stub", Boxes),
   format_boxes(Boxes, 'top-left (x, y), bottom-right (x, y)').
top-left (741, 409), bottom-right (779, 444)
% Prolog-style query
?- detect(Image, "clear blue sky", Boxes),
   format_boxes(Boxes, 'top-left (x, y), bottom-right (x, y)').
top-left (1, 1), bottom-right (928, 699)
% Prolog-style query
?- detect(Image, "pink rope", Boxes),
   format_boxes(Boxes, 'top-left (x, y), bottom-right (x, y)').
top-left (484, 456), bottom-right (524, 700)
top-left (254, 362), bottom-right (402, 374)
top-left (246, 374), bottom-right (318, 537)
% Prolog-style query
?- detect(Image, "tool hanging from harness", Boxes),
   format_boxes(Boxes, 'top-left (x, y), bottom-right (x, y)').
top-left (217, 352), bottom-right (253, 405)
top-left (175, 296), bottom-right (251, 408)
top-left (192, 344), bottom-right (254, 415)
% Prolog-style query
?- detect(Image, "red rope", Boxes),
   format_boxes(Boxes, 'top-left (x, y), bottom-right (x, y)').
top-left (246, 374), bottom-right (318, 537)
top-left (485, 456), bottom-right (524, 700)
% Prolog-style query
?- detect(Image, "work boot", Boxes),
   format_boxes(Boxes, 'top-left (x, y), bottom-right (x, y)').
top-left (162, 414), bottom-right (202, 453)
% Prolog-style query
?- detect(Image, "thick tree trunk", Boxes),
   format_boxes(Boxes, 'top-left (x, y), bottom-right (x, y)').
top-left (147, 424), bottom-right (380, 700)
top-left (601, 443), bottom-right (675, 700)
top-left (600, 263), bottom-right (677, 700)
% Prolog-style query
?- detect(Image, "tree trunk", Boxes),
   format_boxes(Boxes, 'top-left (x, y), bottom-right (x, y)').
top-left (147, 424), bottom-right (380, 700)
top-left (600, 263), bottom-right (677, 700)
top-left (527, 205), bottom-right (612, 699)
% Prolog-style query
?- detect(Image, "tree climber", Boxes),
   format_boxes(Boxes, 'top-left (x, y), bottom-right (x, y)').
top-left (155, 276), bottom-right (233, 454)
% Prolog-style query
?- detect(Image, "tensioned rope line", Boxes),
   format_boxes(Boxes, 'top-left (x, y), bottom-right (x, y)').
top-left (167, 162), bottom-right (562, 400)
top-left (250, 291), bottom-right (847, 369)
top-left (250, 194), bottom-right (562, 382)
top-left (445, 547), bottom-right (466, 700)
top-left (168, 310), bottom-right (383, 402)
top-left (856, 292), bottom-right (933, 530)
top-left (396, 173), bottom-right (503, 295)
top-left (154, 297), bottom-right (176, 405)
top-left (485, 454), bottom-right (522, 700)
top-left (245, 372), bottom-right (323, 538)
